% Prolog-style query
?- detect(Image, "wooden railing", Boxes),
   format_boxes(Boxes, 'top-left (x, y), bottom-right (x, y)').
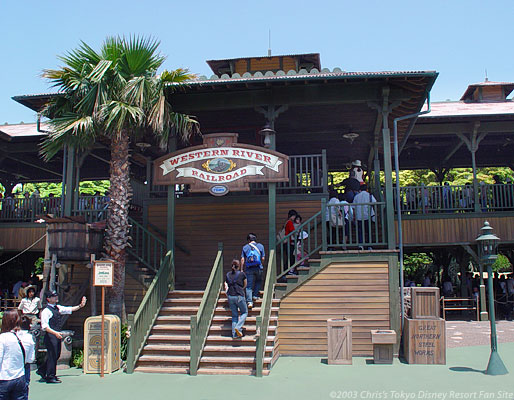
top-left (276, 210), bottom-right (323, 279)
top-left (126, 250), bottom-right (174, 374)
top-left (127, 217), bottom-right (166, 274)
top-left (324, 200), bottom-right (387, 250)
top-left (0, 197), bottom-right (60, 221)
top-left (394, 184), bottom-right (514, 214)
top-left (189, 242), bottom-right (224, 375)
top-left (255, 249), bottom-right (276, 377)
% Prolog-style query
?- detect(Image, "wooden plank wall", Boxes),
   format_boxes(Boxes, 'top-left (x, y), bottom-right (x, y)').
top-left (277, 261), bottom-right (390, 357)
top-left (65, 263), bottom-right (146, 333)
top-left (398, 215), bottom-right (514, 246)
top-left (0, 226), bottom-right (46, 251)
top-left (148, 199), bottom-right (321, 289)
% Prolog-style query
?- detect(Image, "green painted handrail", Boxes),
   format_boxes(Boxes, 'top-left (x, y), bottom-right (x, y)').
top-left (255, 249), bottom-right (276, 377)
top-left (276, 209), bottom-right (323, 279)
top-left (189, 242), bottom-right (223, 375)
top-left (126, 250), bottom-right (175, 373)
top-left (127, 216), bottom-right (166, 273)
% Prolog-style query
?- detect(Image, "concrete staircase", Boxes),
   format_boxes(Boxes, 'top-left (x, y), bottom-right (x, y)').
top-left (135, 290), bottom-right (203, 374)
top-left (196, 294), bottom-right (280, 375)
top-left (275, 258), bottom-right (322, 299)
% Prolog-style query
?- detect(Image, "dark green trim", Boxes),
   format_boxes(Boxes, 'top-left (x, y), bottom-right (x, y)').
top-left (398, 211), bottom-right (514, 220)
top-left (0, 223), bottom-right (44, 228)
top-left (145, 193), bottom-right (326, 206)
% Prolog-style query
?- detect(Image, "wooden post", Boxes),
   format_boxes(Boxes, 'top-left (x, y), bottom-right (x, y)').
top-left (381, 88), bottom-right (396, 249)
top-left (49, 253), bottom-right (57, 292)
top-left (90, 254), bottom-right (97, 316)
top-left (268, 118), bottom-right (277, 252)
top-left (167, 185), bottom-right (175, 253)
top-left (321, 149), bottom-right (328, 194)
top-left (101, 286), bottom-right (105, 377)
top-left (64, 148), bottom-right (75, 216)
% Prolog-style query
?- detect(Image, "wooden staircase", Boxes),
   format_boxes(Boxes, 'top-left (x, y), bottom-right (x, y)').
top-left (275, 258), bottom-right (322, 299)
top-left (196, 294), bottom-right (280, 375)
top-left (135, 290), bottom-right (203, 374)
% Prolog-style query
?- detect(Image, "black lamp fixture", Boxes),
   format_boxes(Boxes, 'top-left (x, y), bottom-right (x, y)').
top-left (476, 221), bottom-right (508, 376)
top-left (258, 124), bottom-right (275, 148)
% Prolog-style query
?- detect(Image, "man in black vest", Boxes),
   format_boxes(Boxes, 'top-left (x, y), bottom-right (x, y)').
top-left (37, 291), bottom-right (86, 383)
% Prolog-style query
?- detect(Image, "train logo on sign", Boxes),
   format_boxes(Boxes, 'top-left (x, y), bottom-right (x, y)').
top-left (202, 158), bottom-right (236, 173)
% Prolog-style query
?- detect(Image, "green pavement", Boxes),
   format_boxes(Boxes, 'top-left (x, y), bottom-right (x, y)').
top-left (30, 343), bottom-right (514, 400)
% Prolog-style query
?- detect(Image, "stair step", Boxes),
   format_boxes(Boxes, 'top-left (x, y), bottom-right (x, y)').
top-left (138, 355), bottom-right (190, 364)
top-left (152, 325), bottom-right (190, 333)
top-left (159, 306), bottom-right (200, 315)
top-left (167, 290), bottom-right (204, 297)
top-left (143, 344), bottom-right (190, 351)
top-left (205, 335), bottom-right (274, 344)
top-left (197, 368), bottom-right (269, 376)
top-left (203, 345), bottom-right (273, 353)
top-left (134, 366), bottom-right (189, 374)
top-left (146, 334), bottom-right (191, 343)
top-left (209, 325), bottom-right (276, 334)
top-left (163, 298), bottom-right (202, 305)
top-left (199, 356), bottom-right (272, 366)
top-left (211, 316), bottom-right (278, 323)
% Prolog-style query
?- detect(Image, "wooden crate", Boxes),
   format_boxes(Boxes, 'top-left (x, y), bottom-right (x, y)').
top-left (371, 330), bottom-right (396, 364)
top-left (410, 287), bottom-right (440, 319)
top-left (327, 318), bottom-right (352, 365)
top-left (403, 317), bottom-right (446, 365)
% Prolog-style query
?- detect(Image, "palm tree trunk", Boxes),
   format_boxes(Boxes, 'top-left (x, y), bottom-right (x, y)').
top-left (105, 132), bottom-right (132, 318)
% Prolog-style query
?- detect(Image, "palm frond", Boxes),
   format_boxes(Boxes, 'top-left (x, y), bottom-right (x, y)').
top-left (101, 100), bottom-right (144, 135)
top-left (40, 113), bottom-right (97, 160)
top-left (118, 35), bottom-right (165, 78)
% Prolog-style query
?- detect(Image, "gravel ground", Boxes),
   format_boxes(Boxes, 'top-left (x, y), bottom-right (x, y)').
top-left (446, 320), bottom-right (514, 347)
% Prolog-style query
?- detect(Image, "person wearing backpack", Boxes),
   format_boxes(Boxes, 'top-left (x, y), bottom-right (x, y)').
top-left (240, 233), bottom-right (265, 309)
top-left (224, 260), bottom-right (248, 338)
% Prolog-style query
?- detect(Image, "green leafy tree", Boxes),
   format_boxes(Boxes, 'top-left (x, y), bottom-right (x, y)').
top-left (492, 254), bottom-right (512, 273)
top-left (403, 252), bottom-right (433, 284)
top-left (41, 36), bottom-right (199, 317)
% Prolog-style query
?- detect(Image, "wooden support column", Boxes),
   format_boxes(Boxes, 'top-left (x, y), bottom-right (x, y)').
top-left (167, 137), bottom-right (177, 253)
top-left (256, 105), bottom-right (288, 252)
top-left (381, 88), bottom-right (396, 249)
top-left (374, 147), bottom-right (382, 201)
top-left (64, 147), bottom-right (75, 216)
top-left (143, 159), bottom-right (151, 228)
top-left (457, 122), bottom-right (487, 213)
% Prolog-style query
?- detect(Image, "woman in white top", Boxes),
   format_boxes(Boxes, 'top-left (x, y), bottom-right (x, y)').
top-left (17, 286), bottom-right (41, 327)
top-left (0, 310), bottom-right (35, 400)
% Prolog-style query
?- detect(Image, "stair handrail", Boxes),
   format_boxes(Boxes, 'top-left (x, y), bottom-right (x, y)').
top-left (189, 242), bottom-right (224, 375)
top-left (127, 216), bottom-right (166, 274)
top-left (126, 250), bottom-right (175, 374)
top-left (255, 249), bottom-right (276, 377)
top-left (276, 209), bottom-right (323, 280)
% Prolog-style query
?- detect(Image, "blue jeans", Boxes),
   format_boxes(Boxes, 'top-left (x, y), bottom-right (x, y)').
top-left (245, 267), bottom-right (262, 303)
top-left (227, 295), bottom-right (248, 337)
top-left (0, 376), bottom-right (27, 400)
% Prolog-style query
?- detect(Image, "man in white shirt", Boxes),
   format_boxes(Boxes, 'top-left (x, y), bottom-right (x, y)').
top-left (37, 291), bottom-right (86, 384)
top-left (352, 184), bottom-right (376, 248)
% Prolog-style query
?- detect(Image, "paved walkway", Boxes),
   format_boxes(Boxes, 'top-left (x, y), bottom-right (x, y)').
top-left (29, 343), bottom-right (514, 400)
top-left (447, 320), bottom-right (514, 347)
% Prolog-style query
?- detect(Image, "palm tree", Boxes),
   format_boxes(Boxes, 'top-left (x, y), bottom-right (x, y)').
top-left (41, 36), bottom-right (199, 317)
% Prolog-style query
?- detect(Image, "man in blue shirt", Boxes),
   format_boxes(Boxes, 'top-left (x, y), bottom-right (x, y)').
top-left (240, 233), bottom-right (265, 309)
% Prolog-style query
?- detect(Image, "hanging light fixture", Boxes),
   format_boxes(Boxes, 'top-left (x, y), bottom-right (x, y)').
top-left (342, 131), bottom-right (359, 144)
top-left (258, 124), bottom-right (275, 148)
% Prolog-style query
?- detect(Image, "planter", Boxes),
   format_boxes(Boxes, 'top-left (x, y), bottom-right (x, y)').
top-left (327, 318), bottom-right (352, 365)
top-left (371, 329), bottom-right (396, 364)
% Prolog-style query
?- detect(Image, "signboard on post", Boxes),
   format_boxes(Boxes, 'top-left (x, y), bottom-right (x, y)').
top-left (93, 260), bottom-right (114, 377)
top-left (153, 133), bottom-right (289, 195)
top-left (93, 261), bottom-right (114, 287)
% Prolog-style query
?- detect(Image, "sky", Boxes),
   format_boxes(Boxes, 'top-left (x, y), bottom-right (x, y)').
top-left (1, 0), bottom-right (513, 124)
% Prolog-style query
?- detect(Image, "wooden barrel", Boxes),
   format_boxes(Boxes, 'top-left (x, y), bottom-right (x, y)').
top-left (47, 222), bottom-right (102, 261)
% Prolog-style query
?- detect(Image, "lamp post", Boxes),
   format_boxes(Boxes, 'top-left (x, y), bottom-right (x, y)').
top-left (476, 221), bottom-right (508, 375)
top-left (479, 261), bottom-right (488, 321)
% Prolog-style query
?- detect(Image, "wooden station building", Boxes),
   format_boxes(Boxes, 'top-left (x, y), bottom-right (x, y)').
top-left (2, 52), bottom-right (514, 375)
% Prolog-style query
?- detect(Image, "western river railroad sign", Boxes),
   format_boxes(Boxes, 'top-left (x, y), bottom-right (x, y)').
top-left (153, 133), bottom-right (289, 195)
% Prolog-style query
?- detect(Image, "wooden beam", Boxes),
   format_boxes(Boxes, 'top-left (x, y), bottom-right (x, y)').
top-left (170, 84), bottom-right (408, 112)
top-left (412, 121), bottom-right (514, 136)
